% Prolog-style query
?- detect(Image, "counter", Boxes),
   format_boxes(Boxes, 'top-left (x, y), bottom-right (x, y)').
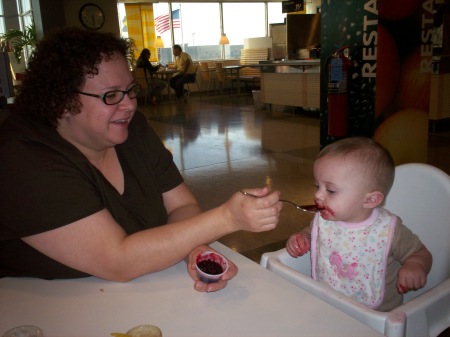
top-left (259, 59), bottom-right (320, 68)
top-left (258, 60), bottom-right (321, 109)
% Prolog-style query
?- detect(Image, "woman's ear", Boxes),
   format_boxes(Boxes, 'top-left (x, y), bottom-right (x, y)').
top-left (363, 191), bottom-right (384, 209)
top-left (60, 108), bottom-right (71, 118)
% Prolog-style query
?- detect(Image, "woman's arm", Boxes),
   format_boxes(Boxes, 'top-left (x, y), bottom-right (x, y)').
top-left (22, 185), bottom-right (280, 282)
top-left (163, 183), bottom-right (202, 223)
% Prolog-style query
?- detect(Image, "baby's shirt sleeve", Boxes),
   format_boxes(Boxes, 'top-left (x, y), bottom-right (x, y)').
top-left (390, 217), bottom-right (424, 264)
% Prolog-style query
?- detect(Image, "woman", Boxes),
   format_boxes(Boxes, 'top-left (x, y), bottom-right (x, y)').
top-left (135, 48), bottom-right (167, 102)
top-left (0, 27), bottom-right (281, 292)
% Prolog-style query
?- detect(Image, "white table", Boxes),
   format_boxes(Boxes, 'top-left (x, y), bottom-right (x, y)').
top-left (0, 242), bottom-right (384, 337)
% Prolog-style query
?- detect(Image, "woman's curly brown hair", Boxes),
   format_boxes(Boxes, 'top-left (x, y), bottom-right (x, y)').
top-left (14, 27), bottom-right (132, 127)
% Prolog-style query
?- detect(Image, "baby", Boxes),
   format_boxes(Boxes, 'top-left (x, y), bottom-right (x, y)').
top-left (286, 137), bottom-right (432, 311)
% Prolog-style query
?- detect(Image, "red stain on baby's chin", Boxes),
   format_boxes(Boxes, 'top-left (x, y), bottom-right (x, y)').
top-left (314, 200), bottom-right (335, 219)
top-left (319, 206), bottom-right (335, 220)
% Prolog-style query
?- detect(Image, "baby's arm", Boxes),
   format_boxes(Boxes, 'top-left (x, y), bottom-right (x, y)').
top-left (397, 245), bottom-right (433, 294)
top-left (286, 227), bottom-right (311, 258)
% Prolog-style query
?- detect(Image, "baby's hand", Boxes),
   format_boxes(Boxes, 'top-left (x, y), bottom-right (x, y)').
top-left (397, 261), bottom-right (428, 294)
top-left (286, 232), bottom-right (311, 258)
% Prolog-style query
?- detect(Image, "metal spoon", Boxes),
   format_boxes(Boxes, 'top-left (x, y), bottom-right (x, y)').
top-left (240, 191), bottom-right (321, 214)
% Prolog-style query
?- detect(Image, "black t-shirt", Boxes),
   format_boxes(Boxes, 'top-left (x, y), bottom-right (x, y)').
top-left (0, 110), bottom-right (183, 279)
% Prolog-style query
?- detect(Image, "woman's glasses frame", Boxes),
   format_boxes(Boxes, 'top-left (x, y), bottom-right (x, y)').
top-left (77, 83), bottom-right (141, 105)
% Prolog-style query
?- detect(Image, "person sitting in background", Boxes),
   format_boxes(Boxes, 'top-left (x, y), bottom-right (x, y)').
top-left (0, 27), bottom-right (282, 293)
top-left (135, 48), bottom-right (167, 103)
top-left (169, 44), bottom-right (196, 102)
top-left (286, 137), bottom-right (432, 311)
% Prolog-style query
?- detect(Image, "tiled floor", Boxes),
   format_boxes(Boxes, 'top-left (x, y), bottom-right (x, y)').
top-left (139, 92), bottom-right (450, 263)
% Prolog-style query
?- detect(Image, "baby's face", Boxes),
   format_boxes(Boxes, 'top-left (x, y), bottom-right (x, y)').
top-left (313, 155), bottom-right (374, 222)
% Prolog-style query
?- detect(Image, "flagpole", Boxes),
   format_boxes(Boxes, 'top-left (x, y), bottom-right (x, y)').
top-left (180, 4), bottom-right (184, 50)
top-left (220, 2), bottom-right (225, 60)
top-left (169, 3), bottom-right (174, 58)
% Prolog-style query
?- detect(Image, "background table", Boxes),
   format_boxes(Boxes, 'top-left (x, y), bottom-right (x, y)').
top-left (0, 242), bottom-right (384, 337)
top-left (223, 65), bottom-right (245, 95)
top-left (155, 68), bottom-right (178, 103)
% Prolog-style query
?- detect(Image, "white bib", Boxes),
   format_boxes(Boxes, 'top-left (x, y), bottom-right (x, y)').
top-left (310, 208), bottom-right (396, 308)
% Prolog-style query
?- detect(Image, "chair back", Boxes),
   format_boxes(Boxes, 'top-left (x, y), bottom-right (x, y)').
top-left (194, 63), bottom-right (199, 78)
top-left (199, 62), bottom-right (211, 81)
top-left (133, 67), bottom-right (148, 89)
top-left (384, 163), bottom-right (450, 301)
top-left (215, 62), bottom-right (225, 83)
top-left (184, 63), bottom-right (200, 96)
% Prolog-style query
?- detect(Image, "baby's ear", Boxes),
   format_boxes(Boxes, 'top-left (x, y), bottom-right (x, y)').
top-left (364, 191), bottom-right (384, 209)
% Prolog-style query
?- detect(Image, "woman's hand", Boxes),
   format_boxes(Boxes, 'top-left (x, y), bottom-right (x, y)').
top-left (223, 187), bottom-right (282, 233)
top-left (186, 245), bottom-right (238, 292)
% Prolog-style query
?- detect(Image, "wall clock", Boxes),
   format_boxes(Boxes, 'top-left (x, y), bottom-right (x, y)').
top-left (79, 3), bottom-right (105, 30)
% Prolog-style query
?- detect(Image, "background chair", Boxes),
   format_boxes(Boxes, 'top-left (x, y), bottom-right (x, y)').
top-left (198, 61), bottom-right (217, 94)
top-left (133, 68), bottom-right (153, 106)
top-left (215, 61), bottom-right (229, 95)
top-left (184, 63), bottom-right (200, 101)
top-left (260, 163), bottom-right (450, 337)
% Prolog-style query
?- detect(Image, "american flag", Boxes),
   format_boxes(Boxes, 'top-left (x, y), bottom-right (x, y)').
top-left (155, 9), bottom-right (181, 35)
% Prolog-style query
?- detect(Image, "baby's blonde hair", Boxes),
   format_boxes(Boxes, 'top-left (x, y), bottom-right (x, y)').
top-left (317, 137), bottom-right (395, 195)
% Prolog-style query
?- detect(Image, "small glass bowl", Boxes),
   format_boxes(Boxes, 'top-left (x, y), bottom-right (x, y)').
top-left (126, 325), bottom-right (162, 337)
top-left (2, 325), bottom-right (44, 337)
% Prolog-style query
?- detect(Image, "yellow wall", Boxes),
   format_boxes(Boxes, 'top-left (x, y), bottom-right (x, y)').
top-left (125, 4), bottom-right (159, 62)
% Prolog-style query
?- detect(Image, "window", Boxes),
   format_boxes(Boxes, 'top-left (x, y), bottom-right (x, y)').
top-left (17, 0), bottom-right (33, 65)
top-left (152, 2), bottom-right (170, 63)
top-left (174, 3), bottom-right (221, 60)
top-left (153, 3), bottom-right (221, 62)
top-left (223, 2), bottom-right (266, 41)
top-left (120, 2), bottom-right (287, 63)
top-left (268, 2), bottom-right (286, 27)
top-left (117, 3), bottom-right (128, 39)
top-left (0, 1), bottom-right (5, 35)
top-left (222, 2), bottom-right (266, 59)
top-left (17, 0), bottom-right (33, 29)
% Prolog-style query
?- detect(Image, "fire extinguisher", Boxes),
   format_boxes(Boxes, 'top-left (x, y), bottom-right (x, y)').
top-left (327, 46), bottom-right (352, 137)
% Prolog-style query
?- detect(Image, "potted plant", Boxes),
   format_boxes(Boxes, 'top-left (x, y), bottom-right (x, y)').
top-left (0, 22), bottom-right (37, 64)
top-left (125, 37), bottom-right (137, 70)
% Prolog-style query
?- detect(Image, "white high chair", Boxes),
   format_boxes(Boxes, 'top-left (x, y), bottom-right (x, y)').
top-left (260, 163), bottom-right (450, 337)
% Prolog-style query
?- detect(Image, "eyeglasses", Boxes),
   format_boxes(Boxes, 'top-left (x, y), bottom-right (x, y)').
top-left (77, 83), bottom-right (141, 105)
